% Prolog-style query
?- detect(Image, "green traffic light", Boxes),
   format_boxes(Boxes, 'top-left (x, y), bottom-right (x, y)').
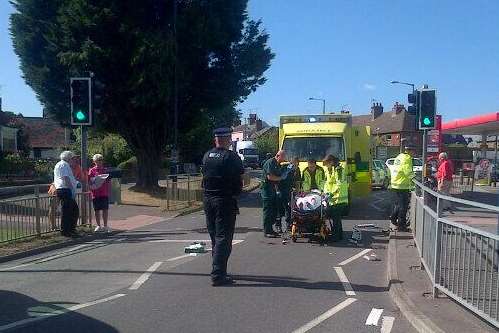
top-left (75, 110), bottom-right (86, 121)
top-left (423, 117), bottom-right (431, 126)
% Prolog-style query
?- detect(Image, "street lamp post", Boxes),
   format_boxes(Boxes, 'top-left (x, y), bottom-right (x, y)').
top-left (308, 97), bottom-right (325, 114)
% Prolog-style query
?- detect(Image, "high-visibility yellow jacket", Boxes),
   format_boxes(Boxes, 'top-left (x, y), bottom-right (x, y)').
top-left (324, 165), bottom-right (348, 205)
top-left (390, 153), bottom-right (415, 190)
top-left (302, 167), bottom-right (325, 192)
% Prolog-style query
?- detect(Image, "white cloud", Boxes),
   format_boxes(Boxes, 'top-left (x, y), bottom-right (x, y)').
top-left (363, 83), bottom-right (376, 91)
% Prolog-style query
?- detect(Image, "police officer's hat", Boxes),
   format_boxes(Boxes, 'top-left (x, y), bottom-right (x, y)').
top-left (404, 144), bottom-right (416, 151)
top-left (307, 157), bottom-right (316, 163)
top-left (213, 127), bottom-right (232, 138)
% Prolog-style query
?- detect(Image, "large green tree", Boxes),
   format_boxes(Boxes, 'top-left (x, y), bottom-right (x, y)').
top-left (10, 0), bottom-right (273, 189)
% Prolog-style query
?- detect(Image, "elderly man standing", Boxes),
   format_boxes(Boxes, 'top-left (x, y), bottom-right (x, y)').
top-left (437, 152), bottom-right (454, 211)
top-left (261, 150), bottom-right (286, 238)
top-left (54, 151), bottom-right (80, 237)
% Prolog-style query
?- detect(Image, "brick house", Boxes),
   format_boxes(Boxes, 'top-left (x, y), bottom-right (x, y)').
top-left (16, 116), bottom-right (71, 159)
top-left (231, 113), bottom-right (268, 142)
top-left (353, 102), bottom-right (422, 160)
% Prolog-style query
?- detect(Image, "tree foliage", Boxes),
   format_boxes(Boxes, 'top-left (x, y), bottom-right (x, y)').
top-left (71, 128), bottom-right (133, 167)
top-left (254, 127), bottom-right (278, 159)
top-left (10, 0), bottom-right (274, 189)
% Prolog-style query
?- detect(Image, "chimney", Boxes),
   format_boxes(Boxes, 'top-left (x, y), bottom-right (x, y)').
top-left (256, 119), bottom-right (263, 131)
top-left (248, 113), bottom-right (257, 125)
top-left (371, 102), bottom-right (383, 120)
top-left (392, 102), bottom-right (406, 115)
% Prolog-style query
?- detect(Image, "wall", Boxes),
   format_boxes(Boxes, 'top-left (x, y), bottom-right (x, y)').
top-left (231, 131), bottom-right (244, 142)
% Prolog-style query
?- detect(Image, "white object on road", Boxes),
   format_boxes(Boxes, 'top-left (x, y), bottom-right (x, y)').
top-left (338, 248), bottom-right (372, 266)
top-left (333, 266), bottom-right (356, 296)
top-left (290, 298), bottom-right (357, 333)
top-left (380, 316), bottom-right (395, 333)
top-left (129, 261), bottom-right (163, 290)
top-left (363, 253), bottom-right (380, 261)
top-left (365, 308), bottom-right (384, 326)
top-left (184, 242), bottom-right (207, 253)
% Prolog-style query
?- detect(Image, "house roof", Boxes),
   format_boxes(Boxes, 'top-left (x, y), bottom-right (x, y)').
top-left (250, 126), bottom-right (277, 140)
top-left (352, 109), bottom-right (416, 134)
top-left (16, 116), bottom-right (67, 148)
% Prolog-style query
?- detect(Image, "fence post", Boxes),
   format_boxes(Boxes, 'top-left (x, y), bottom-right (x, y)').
top-left (187, 174), bottom-right (191, 205)
top-left (35, 186), bottom-right (41, 236)
top-left (433, 195), bottom-right (442, 298)
top-left (166, 178), bottom-right (170, 211)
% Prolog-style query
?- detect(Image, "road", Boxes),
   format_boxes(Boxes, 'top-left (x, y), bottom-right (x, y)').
top-left (0, 186), bottom-right (416, 333)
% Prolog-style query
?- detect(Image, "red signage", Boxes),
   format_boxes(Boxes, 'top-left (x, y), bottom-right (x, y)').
top-left (426, 115), bottom-right (442, 160)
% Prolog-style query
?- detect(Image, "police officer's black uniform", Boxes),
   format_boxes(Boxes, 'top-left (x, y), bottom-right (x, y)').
top-left (202, 128), bottom-right (244, 286)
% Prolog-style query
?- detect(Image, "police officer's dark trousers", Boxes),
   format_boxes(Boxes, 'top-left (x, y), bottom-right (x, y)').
top-left (204, 196), bottom-right (237, 281)
top-left (391, 189), bottom-right (410, 228)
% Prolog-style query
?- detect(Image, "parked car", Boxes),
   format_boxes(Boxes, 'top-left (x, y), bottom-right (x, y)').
top-left (372, 159), bottom-right (389, 189)
top-left (386, 157), bottom-right (423, 176)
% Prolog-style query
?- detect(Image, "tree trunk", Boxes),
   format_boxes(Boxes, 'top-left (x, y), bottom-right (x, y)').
top-left (134, 146), bottom-right (162, 191)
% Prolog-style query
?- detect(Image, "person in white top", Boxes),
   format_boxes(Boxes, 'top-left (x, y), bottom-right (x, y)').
top-left (54, 151), bottom-right (80, 237)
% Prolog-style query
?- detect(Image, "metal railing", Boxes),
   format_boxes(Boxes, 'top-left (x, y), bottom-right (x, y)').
top-left (161, 173), bottom-right (203, 211)
top-left (0, 185), bottom-right (92, 243)
top-left (411, 179), bottom-right (499, 328)
top-left (160, 172), bottom-right (252, 211)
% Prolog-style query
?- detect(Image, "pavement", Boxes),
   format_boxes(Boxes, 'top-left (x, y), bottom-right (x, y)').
top-left (0, 185), bottom-right (493, 332)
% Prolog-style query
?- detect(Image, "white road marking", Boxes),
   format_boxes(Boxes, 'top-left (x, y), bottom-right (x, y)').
top-left (166, 254), bottom-right (198, 262)
top-left (148, 239), bottom-right (244, 244)
top-left (365, 308), bottom-right (384, 326)
top-left (129, 262), bottom-right (163, 290)
top-left (380, 316), bottom-right (395, 333)
top-left (0, 294), bottom-right (126, 332)
top-left (338, 248), bottom-right (372, 266)
top-left (291, 298), bottom-right (357, 333)
top-left (0, 244), bottom-right (93, 271)
top-left (333, 266), bottom-right (356, 296)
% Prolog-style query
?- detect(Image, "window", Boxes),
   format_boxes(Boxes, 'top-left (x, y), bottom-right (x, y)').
top-left (282, 136), bottom-right (345, 161)
top-left (240, 148), bottom-right (257, 155)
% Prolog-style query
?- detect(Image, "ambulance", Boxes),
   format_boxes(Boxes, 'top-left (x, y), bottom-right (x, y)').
top-left (279, 113), bottom-right (372, 214)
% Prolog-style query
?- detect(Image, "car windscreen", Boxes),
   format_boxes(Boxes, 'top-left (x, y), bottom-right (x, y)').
top-left (282, 136), bottom-right (345, 161)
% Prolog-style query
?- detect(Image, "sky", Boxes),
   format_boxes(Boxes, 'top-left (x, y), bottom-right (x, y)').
top-left (1, 1), bottom-right (499, 126)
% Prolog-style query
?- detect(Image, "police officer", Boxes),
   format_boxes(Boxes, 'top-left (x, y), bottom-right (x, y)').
top-left (202, 128), bottom-right (244, 286)
top-left (390, 144), bottom-right (416, 231)
top-left (261, 150), bottom-right (287, 237)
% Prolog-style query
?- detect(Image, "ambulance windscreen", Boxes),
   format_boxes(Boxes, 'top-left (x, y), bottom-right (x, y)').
top-left (282, 137), bottom-right (345, 161)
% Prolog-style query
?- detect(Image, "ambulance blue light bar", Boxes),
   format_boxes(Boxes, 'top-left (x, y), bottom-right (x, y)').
top-left (280, 114), bottom-right (351, 127)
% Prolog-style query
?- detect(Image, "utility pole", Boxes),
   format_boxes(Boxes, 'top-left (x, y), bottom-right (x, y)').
top-left (172, 0), bottom-right (179, 166)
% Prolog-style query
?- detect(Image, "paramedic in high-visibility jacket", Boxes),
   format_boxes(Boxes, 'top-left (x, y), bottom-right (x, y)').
top-left (302, 158), bottom-right (325, 192)
top-left (389, 144), bottom-right (416, 231)
top-left (323, 154), bottom-right (344, 241)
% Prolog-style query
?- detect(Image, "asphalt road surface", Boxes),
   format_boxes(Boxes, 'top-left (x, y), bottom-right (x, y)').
top-left (0, 187), bottom-right (416, 333)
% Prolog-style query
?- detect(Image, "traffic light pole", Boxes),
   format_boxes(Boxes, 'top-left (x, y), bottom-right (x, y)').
top-left (422, 129), bottom-right (427, 182)
top-left (81, 125), bottom-right (89, 225)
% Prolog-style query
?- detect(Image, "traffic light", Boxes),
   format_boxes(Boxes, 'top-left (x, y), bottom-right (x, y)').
top-left (70, 78), bottom-right (92, 126)
top-left (419, 89), bottom-right (436, 129)
top-left (407, 90), bottom-right (420, 115)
